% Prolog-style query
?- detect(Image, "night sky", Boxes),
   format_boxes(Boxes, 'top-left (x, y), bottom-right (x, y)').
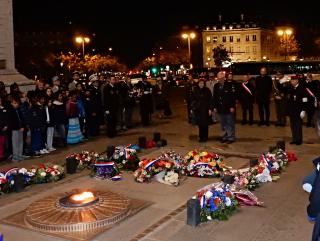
top-left (13, 0), bottom-right (319, 67)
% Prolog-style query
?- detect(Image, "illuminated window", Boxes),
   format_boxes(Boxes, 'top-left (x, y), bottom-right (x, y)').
top-left (222, 36), bottom-right (226, 42)
top-left (206, 36), bottom-right (211, 43)
top-left (230, 36), bottom-right (233, 42)
top-left (213, 36), bottom-right (218, 43)
top-left (252, 35), bottom-right (257, 41)
top-left (246, 35), bottom-right (250, 41)
top-left (237, 37), bottom-right (241, 42)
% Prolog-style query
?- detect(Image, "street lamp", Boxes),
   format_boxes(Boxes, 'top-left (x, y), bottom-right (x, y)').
top-left (277, 28), bottom-right (293, 61)
top-left (75, 36), bottom-right (90, 56)
top-left (182, 32), bottom-right (196, 68)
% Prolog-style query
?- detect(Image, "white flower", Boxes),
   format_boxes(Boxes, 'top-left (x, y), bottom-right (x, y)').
top-left (122, 160), bottom-right (126, 164)
top-left (26, 172), bottom-right (35, 177)
top-left (113, 154), bottom-right (119, 159)
top-left (225, 197), bottom-right (232, 207)
top-left (53, 165), bottom-right (59, 169)
top-left (207, 216), bottom-right (212, 220)
top-left (11, 180), bottom-right (14, 185)
top-left (205, 190), bottom-right (213, 199)
top-left (273, 162), bottom-right (280, 170)
top-left (40, 172), bottom-right (46, 177)
top-left (50, 171), bottom-right (56, 176)
top-left (119, 151), bottom-right (124, 156)
top-left (31, 168), bottom-right (36, 173)
top-left (19, 168), bottom-right (28, 174)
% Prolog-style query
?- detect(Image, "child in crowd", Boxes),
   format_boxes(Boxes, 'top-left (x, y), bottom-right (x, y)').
top-left (52, 92), bottom-right (67, 147)
top-left (9, 95), bottom-right (24, 162)
top-left (66, 91), bottom-right (83, 144)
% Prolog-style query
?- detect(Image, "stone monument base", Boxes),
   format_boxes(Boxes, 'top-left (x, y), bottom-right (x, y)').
top-left (0, 71), bottom-right (34, 92)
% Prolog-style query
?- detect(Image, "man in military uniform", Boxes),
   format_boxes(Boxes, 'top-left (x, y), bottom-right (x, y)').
top-left (213, 71), bottom-right (237, 143)
top-left (136, 76), bottom-right (153, 126)
top-left (273, 72), bottom-right (289, 126)
top-left (255, 67), bottom-right (273, 126)
top-left (286, 76), bottom-right (308, 145)
top-left (103, 76), bottom-right (119, 138)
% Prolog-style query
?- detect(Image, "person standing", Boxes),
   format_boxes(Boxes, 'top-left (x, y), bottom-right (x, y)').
top-left (238, 74), bottom-right (255, 125)
top-left (68, 71), bottom-right (80, 91)
top-left (206, 75), bottom-right (218, 123)
top-left (66, 91), bottom-right (83, 144)
top-left (52, 92), bottom-right (67, 147)
top-left (185, 75), bottom-right (196, 123)
top-left (103, 76), bottom-right (119, 137)
top-left (154, 79), bottom-right (169, 119)
top-left (303, 74), bottom-right (319, 127)
top-left (192, 80), bottom-right (213, 142)
top-left (286, 76), bottom-right (308, 145)
top-left (255, 67), bottom-right (273, 126)
top-left (123, 77), bottom-right (135, 128)
top-left (213, 71), bottom-right (237, 143)
top-left (0, 96), bottom-right (9, 161)
top-left (136, 76), bottom-right (153, 126)
top-left (273, 72), bottom-right (289, 126)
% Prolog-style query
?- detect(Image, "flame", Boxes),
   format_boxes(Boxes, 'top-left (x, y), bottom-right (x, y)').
top-left (71, 191), bottom-right (95, 202)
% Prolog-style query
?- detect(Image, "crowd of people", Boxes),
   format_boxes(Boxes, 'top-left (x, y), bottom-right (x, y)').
top-left (186, 67), bottom-right (320, 144)
top-left (0, 71), bottom-right (172, 162)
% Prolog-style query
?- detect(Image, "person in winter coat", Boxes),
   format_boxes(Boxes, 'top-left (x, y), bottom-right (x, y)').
top-left (191, 80), bottom-right (213, 142)
top-left (136, 77), bottom-right (153, 126)
top-left (9, 95), bottom-right (24, 161)
top-left (66, 91), bottom-right (83, 144)
top-left (213, 71), bottom-right (237, 143)
top-left (238, 74), bottom-right (255, 125)
top-left (154, 79), bottom-right (170, 119)
top-left (255, 67), bottom-right (273, 126)
top-left (51, 92), bottom-right (68, 146)
top-left (83, 89), bottom-right (100, 136)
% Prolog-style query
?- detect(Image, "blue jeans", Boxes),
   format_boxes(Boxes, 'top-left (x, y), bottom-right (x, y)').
top-left (219, 113), bottom-right (235, 141)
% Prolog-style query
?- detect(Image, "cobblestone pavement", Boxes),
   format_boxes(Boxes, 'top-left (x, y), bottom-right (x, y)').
top-left (0, 87), bottom-right (319, 241)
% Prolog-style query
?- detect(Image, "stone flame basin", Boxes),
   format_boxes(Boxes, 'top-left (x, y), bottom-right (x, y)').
top-left (25, 189), bottom-right (130, 232)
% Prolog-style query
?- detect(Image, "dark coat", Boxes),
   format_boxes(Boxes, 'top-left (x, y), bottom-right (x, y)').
top-left (213, 81), bottom-right (236, 114)
top-left (238, 81), bottom-right (255, 106)
top-left (185, 82), bottom-right (196, 103)
top-left (8, 107), bottom-right (24, 131)
top-left (51, 101), bottom-right (68, 125)
top-left (26, 104), bottom-right (46, 130)
top-left (255, 75), bottom-right (273, 102)
top-left (117, 81), bottom-right (135, 108)
top-left (103, 84), bottom-right (119, 113)
top-left (136, 80), bottom-right (153, 114)
top-left (191, 87), bottom-right (213, 126)
top-left (154, 83), bottom-right (169, 110)
top-left (307, 157), bottom-right (320, 220)
top-left (0, 106), bottom-right (9, 134)
top-left (286, 84), bottom-right (308, 117)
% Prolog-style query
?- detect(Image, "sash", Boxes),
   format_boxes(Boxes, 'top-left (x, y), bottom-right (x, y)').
top-left (306, 87), bottom-right (318, 107)
top-left (242, 83), bottom-right (252, 95)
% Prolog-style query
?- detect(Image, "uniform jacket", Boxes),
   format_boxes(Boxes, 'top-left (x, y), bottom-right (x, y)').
top-left (191, 86), bottom-right (213, 126)
top-left (103, 84), bottom-right (119, 113)
top-left (255, 75), bottom-right (273, 102)
top-left (213, 81), bottom-right (236, 114)
top-left (286, 84), bottom-right (308, 117)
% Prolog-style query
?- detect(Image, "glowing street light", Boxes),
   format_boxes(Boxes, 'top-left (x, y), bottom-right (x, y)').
top-left (75, 36), bottom-right (90, 56)
top-left (277, 28), bottom-right (293, 61)
top-left (181, 32), bottom-right (196, 68)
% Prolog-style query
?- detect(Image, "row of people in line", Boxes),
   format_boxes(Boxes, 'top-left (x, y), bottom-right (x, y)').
top-left (185, 68), bottom-right (320, 145)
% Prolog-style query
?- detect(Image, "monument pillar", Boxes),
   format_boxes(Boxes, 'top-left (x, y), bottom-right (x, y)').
top-left (0, 0), bottom-right (32, 88)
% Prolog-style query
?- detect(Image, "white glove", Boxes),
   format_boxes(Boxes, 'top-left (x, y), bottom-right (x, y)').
top-left (300, 111), bottom-right (306, 119)
top-left (105, 110), bottom-right (110, 115)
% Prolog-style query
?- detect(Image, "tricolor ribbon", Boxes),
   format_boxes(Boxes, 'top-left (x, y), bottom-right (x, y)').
top-left (94, 162), bottom-right (115, 167)
top-left (144, 158), bottom-right (161, 169)
top-left (242, 82), bottom-right (252, 96)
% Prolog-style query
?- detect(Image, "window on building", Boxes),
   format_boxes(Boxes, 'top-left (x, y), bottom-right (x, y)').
top-left (230, 46), bottom-right (234, 53)
top-left (252, 35), bottom-right (257, 41)
top-left (206, 36), bottom-right (211, 43)
top-left (237, 37), bottom-right (241, 42)
top-left (229, 36), bottom-right (233, 42)
top-left (246, 46), bottom-right (250, 53)
top-left (212, 36), bottom-right (218, 43)
top-left (246, 35), bottom-right (250, 41)
top-left (237, 46), bottom-right (241, 53)
top-left (253, 46), bottom-right (257, 53)
top-left (222, 36), bottom-right (226, 42)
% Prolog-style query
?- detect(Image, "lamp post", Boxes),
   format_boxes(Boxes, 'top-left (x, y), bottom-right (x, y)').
top-left (182, 32), bottom-right (196, 68)
top-left (75, 36), bottom-right (90, 57)
top-left (277, 29), bottom-right (292, 61)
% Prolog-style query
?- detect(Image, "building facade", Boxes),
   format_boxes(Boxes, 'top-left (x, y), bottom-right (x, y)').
top-left (202, 22), bottom-right (282, 67)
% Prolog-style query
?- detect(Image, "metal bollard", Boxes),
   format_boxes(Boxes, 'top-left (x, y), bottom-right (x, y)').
top-left (187, 198), bottom-right (201, 227)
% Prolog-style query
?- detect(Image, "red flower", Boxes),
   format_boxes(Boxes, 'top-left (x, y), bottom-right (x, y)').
top-left (214, 197), bottom-right (221, 206)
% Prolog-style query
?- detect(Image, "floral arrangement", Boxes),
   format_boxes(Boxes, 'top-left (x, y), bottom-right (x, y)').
top-left (66, 151), bottom-right (99, 170)
top-left (32, 163), bottom-right (65, 184)
top-left (91, 155), bottom-right (122, 181)
top-left (0, 164), bottom-right (65, 194)
top-left (196, 182), bottom-right (238, 222)
top-left (112, 146), bottom-right (140, 171)
top-left (157, 150), bottom-right (184, 169)
top-left (182, 151), bottom-right (226, 178)
top-left (286, 151), bottom-right (297, 162)
top-left (133, 158), bottom-right (176, 183)
top-left (233, 189), bottom-right (263, 206)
